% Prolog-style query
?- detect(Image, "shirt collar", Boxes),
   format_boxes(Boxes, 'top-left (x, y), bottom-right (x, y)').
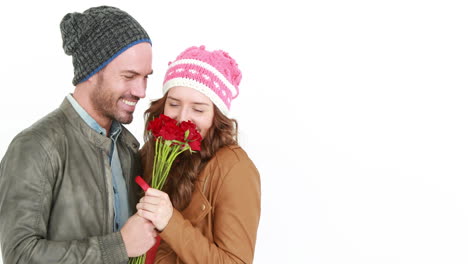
top-left (66, 94), bottom-right (122, 138)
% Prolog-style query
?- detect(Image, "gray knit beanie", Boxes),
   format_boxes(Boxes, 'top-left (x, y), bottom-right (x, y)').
top-left (60, 6), bottom-right (151, 85)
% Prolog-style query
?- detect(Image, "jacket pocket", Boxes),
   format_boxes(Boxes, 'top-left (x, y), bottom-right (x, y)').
top-left (181, 185), bottom-right (211, 225)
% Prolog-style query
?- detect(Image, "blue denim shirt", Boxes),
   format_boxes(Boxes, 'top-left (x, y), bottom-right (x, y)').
top-left (66, 94), bottom-right (130, 231)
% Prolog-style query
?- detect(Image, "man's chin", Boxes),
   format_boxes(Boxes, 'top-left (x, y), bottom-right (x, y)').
top-left (115, 113), bottom-right (134, 124)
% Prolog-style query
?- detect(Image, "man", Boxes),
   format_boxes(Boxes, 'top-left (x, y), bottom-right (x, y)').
top-left (0, 6), bottom-right (156, 263)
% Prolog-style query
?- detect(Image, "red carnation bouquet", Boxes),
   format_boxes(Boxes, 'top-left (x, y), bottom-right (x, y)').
top-left (129, 114), bottom-right (202, 264)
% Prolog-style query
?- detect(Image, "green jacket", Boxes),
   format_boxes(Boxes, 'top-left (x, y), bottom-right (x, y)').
top-left (0, 98), bottom-right (141, 263)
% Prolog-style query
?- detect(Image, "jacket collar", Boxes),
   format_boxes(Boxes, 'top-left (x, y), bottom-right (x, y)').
top-left (66, 94), bottom-right (122, 138)
top-left (58, 97), bottom-right (140, 153)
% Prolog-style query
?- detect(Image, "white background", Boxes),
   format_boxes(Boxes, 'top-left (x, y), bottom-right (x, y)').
top-left (1, 0), bottom-right (468, 263)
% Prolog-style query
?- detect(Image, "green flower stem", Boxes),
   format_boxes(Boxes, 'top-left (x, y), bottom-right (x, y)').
top-left (158, 145), bottom-right (189, 190)
top-left (151, 138), bottom-right (159, 188)
top-left (128, 253), bottom-right (145, 263)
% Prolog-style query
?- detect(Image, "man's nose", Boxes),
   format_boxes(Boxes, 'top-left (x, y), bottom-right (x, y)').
top-left (131, 79), bottom-right (147, 99)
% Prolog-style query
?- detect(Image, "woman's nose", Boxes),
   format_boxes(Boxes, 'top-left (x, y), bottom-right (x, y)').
top-left (177, 108), bottom-right (190, 123)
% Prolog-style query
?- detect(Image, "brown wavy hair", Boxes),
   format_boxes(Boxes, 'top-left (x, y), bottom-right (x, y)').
top-left (141, 93), bottom-right (238, 210)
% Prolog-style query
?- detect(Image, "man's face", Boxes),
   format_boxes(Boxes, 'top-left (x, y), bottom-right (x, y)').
top-left (90, 42), bottom-right (153, 125)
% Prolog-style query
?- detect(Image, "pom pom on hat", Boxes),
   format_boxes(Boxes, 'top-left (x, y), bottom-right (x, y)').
top-left (163, 45), bottom-right (242, 115)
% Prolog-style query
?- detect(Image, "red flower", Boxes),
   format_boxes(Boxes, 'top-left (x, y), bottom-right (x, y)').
top-left (147, 118), bottom-right (162, 138)
top-left (147, 114), bottom-right (202, 152)
top-left (159, 121), bottom-right (184, 141)
top-left (179, 121), bottom-right (198, 140)
top-left (188, 140), bottom-right (201, 151)
top-left (180, 120), bottom-right (202, 151)
top-left (147, 114), bottom-right (178, 139)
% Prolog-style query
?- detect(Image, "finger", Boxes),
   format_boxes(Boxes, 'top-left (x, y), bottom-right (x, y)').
top-left (137, 208), bottom-right (153, 220)
top-left (145, 188), bottom-right (169, 198)
top-left (133, 214), bottom-right (148, 222)
top-left (140, 200), bottom-right (172, 212)
top-left (139, 196), bottom-right (163, 205)
top-left (137, 202), bottom-right (160, 213)
top-left (137, 208), bottom-right (162, 225)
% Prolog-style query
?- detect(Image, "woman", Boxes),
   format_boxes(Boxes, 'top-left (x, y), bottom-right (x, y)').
top-left (137, 45), bottom-right (261, 263)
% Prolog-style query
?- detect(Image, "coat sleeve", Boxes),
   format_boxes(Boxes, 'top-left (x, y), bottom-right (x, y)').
top-left (0, 133), bottom-right (128, 264)
top-left (160, 154), bottom-right (261, 263)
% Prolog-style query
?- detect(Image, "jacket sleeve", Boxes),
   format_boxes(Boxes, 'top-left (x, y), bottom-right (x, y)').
top-left (0, 133), bottom-right (128, 264)
top-left (160, 155), bottom-right (261, 263)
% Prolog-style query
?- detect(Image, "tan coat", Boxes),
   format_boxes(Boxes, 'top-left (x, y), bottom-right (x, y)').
top-left (154, 145), bottom-right (261, 263)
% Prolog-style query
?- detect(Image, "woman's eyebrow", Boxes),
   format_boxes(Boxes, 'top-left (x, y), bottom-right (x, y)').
top-left (167, 96), bottom-right (180, 101)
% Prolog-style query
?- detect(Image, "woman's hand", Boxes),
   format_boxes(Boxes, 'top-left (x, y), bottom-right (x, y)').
top-left (136, 188), bottom-right (174, 232)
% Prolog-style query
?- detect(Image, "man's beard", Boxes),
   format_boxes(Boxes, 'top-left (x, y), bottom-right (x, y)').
top-left (90, 74), bottom-right (134, 125)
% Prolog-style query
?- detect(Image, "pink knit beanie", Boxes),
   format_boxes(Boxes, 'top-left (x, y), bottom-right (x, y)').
top-left (162, 45), bottom-right (242, 115)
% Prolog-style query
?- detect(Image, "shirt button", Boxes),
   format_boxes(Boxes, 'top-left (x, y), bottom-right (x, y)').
top-left (201, 204), bottom-right (206, 211)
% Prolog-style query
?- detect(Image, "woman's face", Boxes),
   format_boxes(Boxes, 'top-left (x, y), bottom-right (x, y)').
top-left (164, 86), bottom-right (214, 138)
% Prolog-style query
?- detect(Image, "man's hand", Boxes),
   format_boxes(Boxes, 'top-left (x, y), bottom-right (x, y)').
top-left (121, 214), bottom-right (157, 257)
